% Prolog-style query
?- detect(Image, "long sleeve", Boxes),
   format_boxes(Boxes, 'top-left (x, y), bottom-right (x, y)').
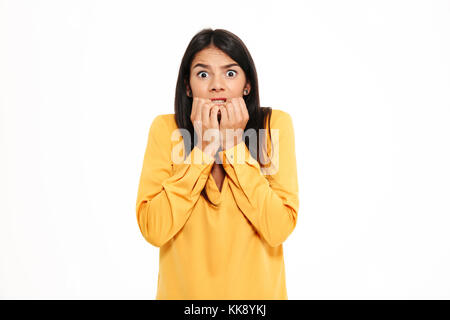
top-left (136, 115), bottom-right (216, 248)
top-left (217, 110), bottom-right (299, 248)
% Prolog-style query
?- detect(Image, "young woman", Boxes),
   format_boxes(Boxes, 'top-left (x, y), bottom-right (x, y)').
top-left (136, 28), bottom-right (299, 300)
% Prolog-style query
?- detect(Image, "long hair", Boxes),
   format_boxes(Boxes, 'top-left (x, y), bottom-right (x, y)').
top-left (174, 28), bottom-right (273, 207)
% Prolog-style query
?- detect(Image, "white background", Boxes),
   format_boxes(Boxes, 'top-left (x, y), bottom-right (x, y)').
top-left (1, 0), bottom-right (449, 299)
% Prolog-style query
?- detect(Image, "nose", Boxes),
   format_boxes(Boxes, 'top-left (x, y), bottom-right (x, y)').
top-left (208, 74), bottom-right (225, 93)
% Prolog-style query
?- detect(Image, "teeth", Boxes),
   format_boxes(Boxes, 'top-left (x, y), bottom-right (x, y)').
top-left (212, 100), bottom-right (226, 103)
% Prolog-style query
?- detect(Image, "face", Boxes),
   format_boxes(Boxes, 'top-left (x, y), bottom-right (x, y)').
top-left (187, 45), bottom-right (250, 104)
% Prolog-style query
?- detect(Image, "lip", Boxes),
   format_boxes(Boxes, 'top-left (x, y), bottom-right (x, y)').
top-left (210, 98), bottom-right (227, 102)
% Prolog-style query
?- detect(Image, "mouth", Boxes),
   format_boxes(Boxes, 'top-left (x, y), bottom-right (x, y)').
top-left (210, 98), bottom-right (227, 104)
top-left (211, 98), bottom-right (226, 121)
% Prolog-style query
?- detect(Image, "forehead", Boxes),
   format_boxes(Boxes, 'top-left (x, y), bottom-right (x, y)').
top-left (191, 47), bottom-right (237, 66)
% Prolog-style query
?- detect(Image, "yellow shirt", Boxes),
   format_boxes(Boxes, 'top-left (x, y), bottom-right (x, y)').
top-left (136, 109), bottom-right (299, 300)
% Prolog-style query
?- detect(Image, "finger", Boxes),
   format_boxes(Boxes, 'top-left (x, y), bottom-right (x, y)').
top-left (201, 101), bottom-right (212, 126)
top-left (239, 97), bottom-right (249, 121)
top-left (234, 97), bottom-right (244, 119)
top-left (231, 98), bottom-right (242, 123)
top-left (210, 105), bottom-right (220, 126)
top-left (191, 97), bottom-right (199, 121)
top-left (219, 105), bottom-right (228, 123)
top-left (225, 101), bottom-right (234, 124)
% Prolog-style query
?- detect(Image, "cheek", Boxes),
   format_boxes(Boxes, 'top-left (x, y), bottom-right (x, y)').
top-left (190, 80), bottom-right (208, 93)
top-left (231, 80), bottom-right (246, 93)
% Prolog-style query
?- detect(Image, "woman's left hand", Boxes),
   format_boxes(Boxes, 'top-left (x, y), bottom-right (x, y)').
top-left (218, 97), bottom-right (249, 151)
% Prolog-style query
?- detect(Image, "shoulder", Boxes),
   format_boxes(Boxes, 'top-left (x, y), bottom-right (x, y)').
top-left (267, 108), bottom-right (294, 129)
top-left (149, 113), bottom-right (178, 134)
top-left (146, 114), bottom-right (181, 147)
top-left (270, 108), bottom-right (291, 119)
top-left (151, 113), bottom-right (176, 127)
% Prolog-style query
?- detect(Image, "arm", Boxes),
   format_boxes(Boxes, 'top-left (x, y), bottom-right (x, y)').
top-left (217, 111), bottom-right (299, 247)
top-left (136, 115), bottom-right (216, 247)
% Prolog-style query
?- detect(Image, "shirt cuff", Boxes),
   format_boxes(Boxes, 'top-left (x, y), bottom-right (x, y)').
top-left (218, 140), bottom-right (259, 166)
top-left (183, 145), bottom-right (216, 165)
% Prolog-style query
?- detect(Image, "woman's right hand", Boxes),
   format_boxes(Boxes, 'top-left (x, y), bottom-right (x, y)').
top-left (190, 97), bottom-right (221, 159)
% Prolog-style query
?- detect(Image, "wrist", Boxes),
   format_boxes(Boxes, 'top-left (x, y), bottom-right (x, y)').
top-left (196, 141), bottom-right (219, 159)
top-left (222, 137), bottom-right (243, 151)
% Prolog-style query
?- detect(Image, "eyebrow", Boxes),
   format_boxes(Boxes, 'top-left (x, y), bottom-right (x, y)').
top-left (192, 63), bottom-right (240, 70)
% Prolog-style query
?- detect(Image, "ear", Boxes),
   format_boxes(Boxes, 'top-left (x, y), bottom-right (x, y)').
top-left (184, 80), bottom-right (191, 96)
top-left (245, 82), bottom-right (251, 94)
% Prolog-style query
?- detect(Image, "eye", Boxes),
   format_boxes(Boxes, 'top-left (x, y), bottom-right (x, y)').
top-left (197, 71), bottom-right (208, 78)
top-left (196, 70), bottom-right (238, 79)
top-left (227, 70), bottom-right (237, 77)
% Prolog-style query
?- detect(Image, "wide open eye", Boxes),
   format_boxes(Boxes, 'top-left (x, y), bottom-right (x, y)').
top-left (227, 70), bottom-right (237, 77)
